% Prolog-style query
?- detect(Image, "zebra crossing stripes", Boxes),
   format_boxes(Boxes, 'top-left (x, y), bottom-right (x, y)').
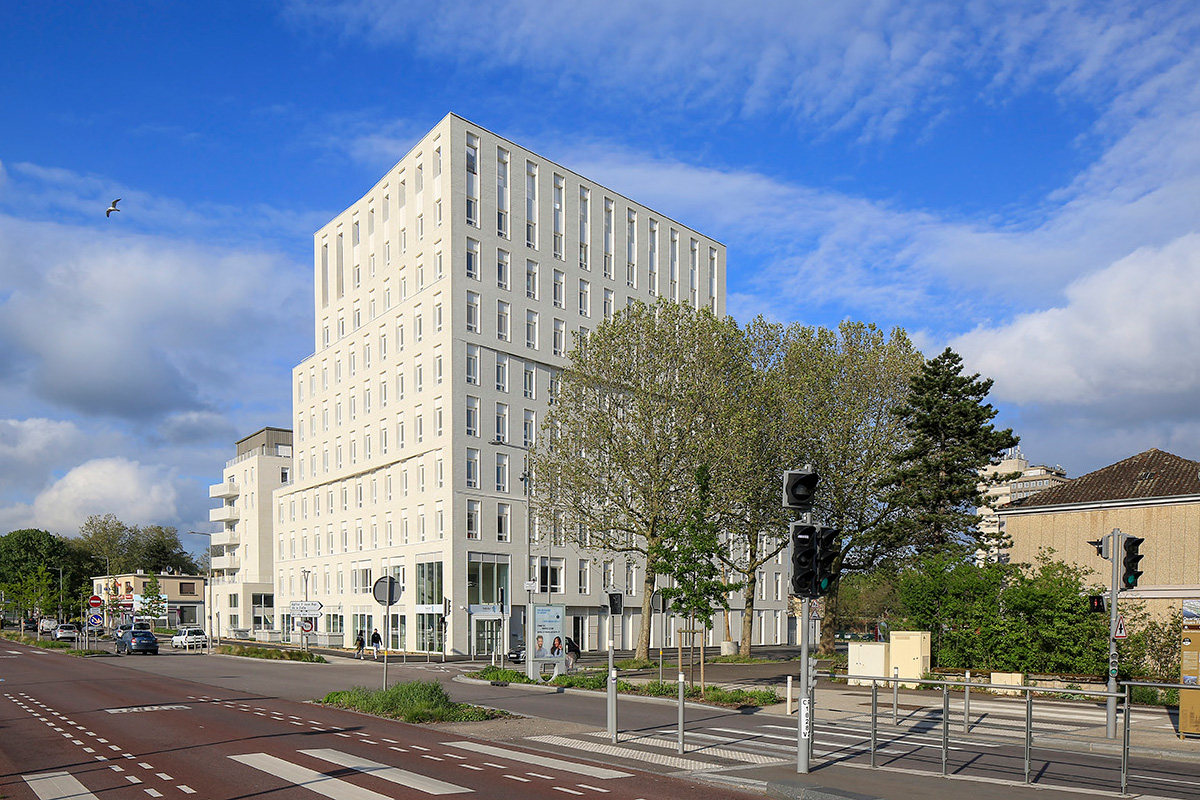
top-left (23, 771), bottom-right (100, 800)
top-left (298, 749), bottom-right (472, 794)
top-left (231, 753), bottom-right (396, 800)
top-left (440, 741), bottom-right (633, 779)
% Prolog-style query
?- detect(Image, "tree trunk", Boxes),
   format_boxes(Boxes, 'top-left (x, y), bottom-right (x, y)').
top-left (637, 568), bottom-right (655, 662)
top-left (739, 572), bottom-right (757, 656)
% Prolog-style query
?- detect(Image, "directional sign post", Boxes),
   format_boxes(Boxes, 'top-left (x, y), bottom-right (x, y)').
top-left (289, 600), bottom-right (323, 618)
top-left (373, 576), bottom-right (403, 689)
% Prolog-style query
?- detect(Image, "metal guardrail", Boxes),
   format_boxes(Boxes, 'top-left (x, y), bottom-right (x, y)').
top-left (828, 671), bottom-right (1198, 794)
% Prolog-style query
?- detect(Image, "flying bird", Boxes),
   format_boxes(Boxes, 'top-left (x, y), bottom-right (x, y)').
top-left (106, 199), bottom-right (121, 217)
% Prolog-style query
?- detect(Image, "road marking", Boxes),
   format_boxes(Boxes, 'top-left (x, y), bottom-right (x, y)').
top-left (180, 786), bottom-right (196, 793)
top-left (586, 731), bottom-right (788, 765)
top-left (577, 785), bottom-right (609, 793)
top-left (527, 736), bottom-right (714, 772)
top-left (24, 771), bottom-right (102, 800)
top-left (230, 753), bottom-right (397, 800)
top-left (145, 789), bottom-right (162, 797)
top-left (442, 742), bottom-right (633, 779)
top-left (505, 776), bottom-right (530, 782)
top-left (554, 789), bottom-right (583, 796)
top-left (300, 749), bottom-right (473, 795)
top-left (105, 705), bottom-right (190, 714)
top-left (528, 772), bottom-right (554, 779)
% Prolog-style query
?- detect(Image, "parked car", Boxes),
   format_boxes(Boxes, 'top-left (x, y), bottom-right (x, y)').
top-left (39, 618), bottom-right (59, 633)
top-left (52, 623), bottom-right (79, 641)
top-left (171, 628), bottom-right (207, 648)
top-left (116, 629), bottom-right (159, 655)
top-left (22, 619), bottom-right (38, 633)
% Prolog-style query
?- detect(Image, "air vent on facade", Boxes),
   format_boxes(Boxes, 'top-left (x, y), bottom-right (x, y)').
top-left (1136, 470), bottom-right (1155, 481)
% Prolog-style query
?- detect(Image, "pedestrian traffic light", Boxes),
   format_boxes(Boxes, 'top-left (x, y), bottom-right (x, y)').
top-left (790, 521), bottom-right (818, 596)
top-left (812, 526), bottom-right (839, 597)
top-left (1089, 595), bottom-right (1106, 613)
top-left (1120, 535), bottom-right (1144, 590)
top-left (783, 468), bottom-right (820, 510)
top-left (607, 592), bottom-right (623, 615)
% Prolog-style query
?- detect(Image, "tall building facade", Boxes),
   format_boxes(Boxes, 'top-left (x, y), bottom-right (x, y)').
top-left (269, 114), bottom-right (796, 657)
top-left (976, 446), bottom-right (1069, 559)
top-left (208, 427), bottom-right (292, 637)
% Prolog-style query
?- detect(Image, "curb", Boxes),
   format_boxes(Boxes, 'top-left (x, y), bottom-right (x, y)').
top-left (765, 781), bottom-right (880, 800)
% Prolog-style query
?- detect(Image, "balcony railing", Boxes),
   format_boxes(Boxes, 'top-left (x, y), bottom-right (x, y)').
top-left (209, 481), bottom-right (239, 499)
top-left (210, 506), bottom-right (240, 523)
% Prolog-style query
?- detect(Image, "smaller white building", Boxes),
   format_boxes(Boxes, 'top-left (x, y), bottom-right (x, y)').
top-left (207, 427), bottom-right (292, 638)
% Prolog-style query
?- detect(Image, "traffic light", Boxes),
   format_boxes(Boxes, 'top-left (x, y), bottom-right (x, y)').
top-left (790, 523), bottom-right (838, 597)
top-left (1089, 595), bottom-right (1106, 613)
top-left (1108, 651), bottom-right (1120, 679)
top-left (783, 468), bottom-right (820, 510)
top-left (607, 592), bottom-right (623, 615)
top-left (1120, 535), bottom-right (1145, 590)
top-left (812, 526), bottom-right (839, 596)
top-left (790, 521), bottom-right (818, 596)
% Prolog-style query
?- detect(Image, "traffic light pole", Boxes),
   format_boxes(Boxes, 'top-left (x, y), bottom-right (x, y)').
top-left (1107, 528), bottom-right (1122, 740)
top-left (796, 596), bottom-right (811, 774)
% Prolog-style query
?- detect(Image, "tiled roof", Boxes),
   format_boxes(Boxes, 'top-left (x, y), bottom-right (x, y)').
top-left (1004, 449), bottom-right (1200, 509)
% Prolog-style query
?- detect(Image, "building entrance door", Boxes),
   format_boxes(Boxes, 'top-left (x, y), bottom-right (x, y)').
top-left (473, 617), bottom-right (503, 657)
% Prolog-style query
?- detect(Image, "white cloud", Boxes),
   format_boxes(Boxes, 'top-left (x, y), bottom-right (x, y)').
top-left (954, 234), bottom-right (1200, 408)
top-left (0, 457), bottom-right (180, 537)
top-left (0, 418), bottom-right (88, 494)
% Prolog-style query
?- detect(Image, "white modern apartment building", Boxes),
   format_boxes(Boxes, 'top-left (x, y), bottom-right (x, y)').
top-left (977, 445), bottom-right (1069, 560)
top-left (208, 427), bottom-right (292, 637)
top-left (273, 113), bottom-right (788, 656)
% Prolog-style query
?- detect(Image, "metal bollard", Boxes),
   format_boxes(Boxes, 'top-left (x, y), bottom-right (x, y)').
top-left (892, 667), bottom-right (899, 725)
top-left (870, 681), bottom-right (878, 768)
top-left (1024, 688), bottom-right (1033, 784)
top-left (1121, 686), bottom-right (1131, 795)
top-left (677, 673), bottom-right (686, 754)
top-left (941, 685), bottom-right (949, 776)
top-left (963, 670), bottom-right (971, 733)
top-left (786, 675), bottom-right (793, 715)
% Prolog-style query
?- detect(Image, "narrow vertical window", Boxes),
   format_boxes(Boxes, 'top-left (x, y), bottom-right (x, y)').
top-left (497, 148), bottom-right (510, 238)
top-left (603, 198), bottom-right (613, 279)
top-left (466, 135), bottom-right (479, 225)
top-left (466, 239), bottom-right (480, 280)
top-left (553, 175), bottom-right (564, 259)
top-left (626, 209), bottom-right (637, 287)
top-left (648, 220), bottom-right (658, 295)
top-left (525, 260), bottom-right (538, 300)
top-left (578, 187), bottom-right (590, 269)
top-left (525, 161), bottom-right (538, 249)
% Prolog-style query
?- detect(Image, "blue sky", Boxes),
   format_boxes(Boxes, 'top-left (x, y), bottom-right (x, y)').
top-left (1, 1), bottom-right (1198, 554)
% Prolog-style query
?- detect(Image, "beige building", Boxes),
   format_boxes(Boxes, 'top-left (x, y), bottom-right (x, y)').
top-left (207, 427), bottom-right (293, 638)
top-left (268, 113), bottom-right (801, 657)
top-left (999, 448), bottom-right (1200, 615)
top-left (977, 446), bottom-right (1069, 557)
top-left (93, 571), bottom-right (207, 628)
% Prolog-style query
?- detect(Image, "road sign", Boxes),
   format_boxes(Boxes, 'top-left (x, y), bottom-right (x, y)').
top-left (1114, 615), bottom-right (1128, 640)
top-left (88, 595), bottom-right (103, 608)
top-left (372, 576), bottom-right (402, 606)
top-left (523, 580), bottom-right (538, 592)
top-left (299, 618), bottom-right (315, 634)
top-left (88, 614), bottom-right (102, 627)
top-left (289, 600), bottom-right (323, 617)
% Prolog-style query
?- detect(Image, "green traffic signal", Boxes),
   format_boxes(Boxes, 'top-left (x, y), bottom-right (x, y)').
top-left (1120, 535), bottom-right (1144, 590)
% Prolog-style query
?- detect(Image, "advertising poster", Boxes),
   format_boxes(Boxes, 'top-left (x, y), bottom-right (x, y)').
top-left (1180, 599), bottom-right (1200, 736)
top-left (532, 604), bottom-right (566, 661)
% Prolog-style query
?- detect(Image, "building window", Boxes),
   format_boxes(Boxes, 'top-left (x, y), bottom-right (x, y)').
top-left (553, 269), bottom-right (564, 308)
top-left (495, 402), bottom-right (508, 443)
top-left (553, 174), bottom-right (564, 259)
top-left (534, 557), bottom-right (564, 594)
top-left (497, 503), bottom-right (511, 542)
top-left (467, 238), bottom-right (480, 280)
top-left (525, 310), bottom-right (538, 350)
top-left (466, 345), bottom-right (479, 385)
top-left (466, 499), bottom-right (481, 540)
top-left (466, 135), bottom-right (479, 226)
top-left (525, 260), bottom-right (538, 300)
top-left (466, 292), bottom-right (480, 334)
top-left (495, 453), bottom-right (509, 492)
top-left (578, 560), bottom-right (589, 594)
top-left (497, 300), bottom-right (510, 341)
top-left (626, 209), bottom-right (637, 287)
top-left (649, 220), bottom-right (658, 295)
top-left (603, 198), bottom-right (614, 279)
top-left (466, 396), bottom-right (479, 437)
top-left (495, 354), bottom-right (508, 392)
top-left (553, 319), bottom-right (565, 356)
top-left (525, 161), bottom-right (538, 249)
top-left (578, 187), bottom-right (590, 269)
top-left (497, 148), bottom-right (510, 238)
top-left (603, 289), bottom-right (614, 320)
top-left (523, 410), bottom-right (536, 448)
top-left (466, 449), bottom-right (480, 489)
top-left (523, 365), bottom-right (536, 399)
top-left (578, 280), bottom-right (590, 317)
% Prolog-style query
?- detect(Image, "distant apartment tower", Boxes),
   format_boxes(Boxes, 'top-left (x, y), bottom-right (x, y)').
top-left (271, 113), bottom-right (768, 657)
top-left (977, 446), bottom-right (1069, 558)
top-left (208, 427), bottom-right (293, 637)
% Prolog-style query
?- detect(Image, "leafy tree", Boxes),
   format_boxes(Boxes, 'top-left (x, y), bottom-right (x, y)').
top-left (129, 525), bottom-right (199, 574)
top-left (9, 565), bottom-right (56, 624)
top-left (531, 299), bottom-right (745, 661)
top-left (779, 321), bottom-right (925, 651)
top-left (77, 514), bottom-right (133, 574)
top-left (139, 572), bottom-right (167, 624)
top-left (655, 465), bottom-right (742, 644)
top-left (705, 317), bottom-right (791, 655)
top-left (878, 347), bottom-right (1018, 556)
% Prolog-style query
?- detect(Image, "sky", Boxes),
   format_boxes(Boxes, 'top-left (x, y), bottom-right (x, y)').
top-left (1, 1), bottom-right (1198, 556)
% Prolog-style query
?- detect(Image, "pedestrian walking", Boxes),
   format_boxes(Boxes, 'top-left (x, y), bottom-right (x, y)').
top-left (370, 628), bottom-right (382, 660)
top-left (354, 630), bottom-right (365, 659)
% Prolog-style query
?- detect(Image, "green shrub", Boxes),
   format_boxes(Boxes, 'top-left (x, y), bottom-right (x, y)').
top-left (216, 645), bottom-right (326, 663)
top-left (709, 654), bottom-right (777, 664)
top-left (322, 681), bottom-right (507, 723)
top-left (470, 665), bottom-right (533, 683)
top-left (615, 658), bottom-right (657, 670)
top-left (700, 685), bottom-right (780, 706)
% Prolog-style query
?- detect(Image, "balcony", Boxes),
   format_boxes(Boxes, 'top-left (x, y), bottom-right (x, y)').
top-left (211, 553), bottom-right (241, 571)
top-left (209, 481), bottom-right (240, 499)
top-left (210, 506), bottom-right (240, 523)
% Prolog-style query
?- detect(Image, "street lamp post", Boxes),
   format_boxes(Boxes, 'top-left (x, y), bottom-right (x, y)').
top-left (188, 531), bottom-right (216, 655)
top-left (56, 566), bottom-right (64, 623)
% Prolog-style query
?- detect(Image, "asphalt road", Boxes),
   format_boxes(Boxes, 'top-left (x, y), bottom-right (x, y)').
top-left (0, 641), bottom-right (759, 800)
